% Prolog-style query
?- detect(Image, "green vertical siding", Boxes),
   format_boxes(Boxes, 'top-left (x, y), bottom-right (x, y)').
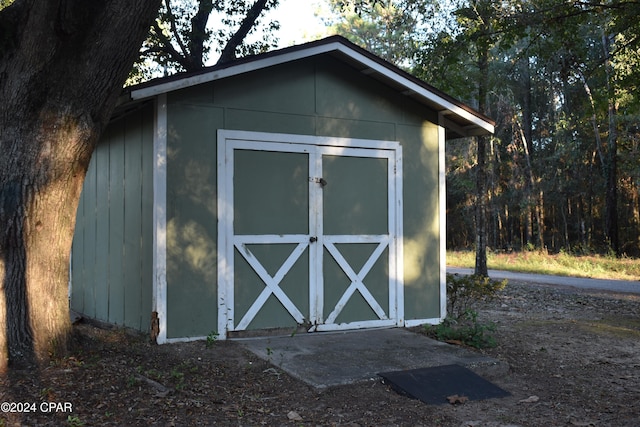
top-left (225, 109), bottom-right (317, 136)
top-left (71, 151), bottom-right (94, 317)
top-left (398, 122), bottom-right (441, 320)
top-left (71, 104), bottom-right (154, 332)
top-left (315, 117), bottom-right (395, 141)
top-left (108, 126), bottom-right (125, 325)
top-left (165, 104), bottom-right (222, 339)
top-left (164, 55), bottom-right (444, 337)
top-left (94, 139), bottom-right (111, 321)
top-left (215, 61), bottom-right (316, 114)
top-left (83, 147), bottom-right (98, 318)
top-left (123, 117), bottom-right (143, 329)
top-left (74, 51), bottom-right (446, 340)
top-left (140, 114), bottom-right (154, 330)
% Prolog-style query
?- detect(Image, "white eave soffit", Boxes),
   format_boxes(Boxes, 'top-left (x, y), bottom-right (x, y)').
top-left (129, 39), bottom-right (494, 137)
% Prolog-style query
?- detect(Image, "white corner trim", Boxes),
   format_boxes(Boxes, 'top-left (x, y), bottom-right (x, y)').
top-left (152, 93), bottom-right (168, 344)
top-left (438, 123), bottom-right (447, 321)
top-left (216, 129), bottom-right (231, 340)
top-left (394, 145), bottom-right (404, 327)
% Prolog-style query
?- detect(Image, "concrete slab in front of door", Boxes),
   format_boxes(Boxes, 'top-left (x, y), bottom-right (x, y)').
top-left (235, 327), bottom-right (507, 389)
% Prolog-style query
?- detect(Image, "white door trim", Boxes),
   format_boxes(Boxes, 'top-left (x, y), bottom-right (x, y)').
top-left (217, 129), bottom-right (403, 339)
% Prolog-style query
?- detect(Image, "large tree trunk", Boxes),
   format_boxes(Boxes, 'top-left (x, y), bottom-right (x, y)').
top-left (0, 0), bottom-right (160, 370)
top-left (474, 32), bottom-right (490, 277)
top-left (602, 31), bottom-right (619, 254)
top-left (475, 134), bottom-right (489, 276)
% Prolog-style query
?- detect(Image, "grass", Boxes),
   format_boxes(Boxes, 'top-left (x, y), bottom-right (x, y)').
top-left (447, 250), bottom-right (640, 281)
top-left (580, 319), bottom-right (640, 339)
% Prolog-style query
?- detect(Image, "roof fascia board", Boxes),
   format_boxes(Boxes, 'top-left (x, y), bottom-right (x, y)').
top-left (129, 39), bottom-right (494, 134)
top-left (339, 46), bottom-right (494, 134)
top-left (439, 114), bottom-right (492, 138)
top-left (129, 42), bottom-right (345, 101)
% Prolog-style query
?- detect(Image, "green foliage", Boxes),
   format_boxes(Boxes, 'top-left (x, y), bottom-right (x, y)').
top-left (145, 368), bottom-right (163, 381)
top-left (206, 330), bottom-right (219, 348)
top-left (425, 273), bottom-right (505, 349)
top-left (170, 365), bottom-right (186, 390)
top-left (40, 387), bottom-right (54, 399)
top-left (446, 273), bottom-right (506, 321)
top-left (325, 0), bottom-right (425, 68)
top-left (66, 416), bottom-right (84, 427)
top-left (0, 0), bottom-right (14, 11)
top-left (127, 374), bottom-right (139, 388)
top-left (429, 310), bottom-right (497, 349)
top-left (413, 0), bottom-right (640, 256)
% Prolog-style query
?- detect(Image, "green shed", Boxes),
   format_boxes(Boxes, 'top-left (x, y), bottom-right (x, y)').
top-left (70, 36), bottom-right (494, 343)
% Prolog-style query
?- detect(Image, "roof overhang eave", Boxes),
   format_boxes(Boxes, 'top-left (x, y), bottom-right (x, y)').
top-left (127, 42), bottom-right (348, 101)
top-left (123, 38), bottom-right (495, 137)
top-left (438, 111), bottom-right (494, 139)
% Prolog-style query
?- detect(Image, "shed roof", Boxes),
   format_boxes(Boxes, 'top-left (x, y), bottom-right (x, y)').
top-left (119, 36), bottom-right (494, 139)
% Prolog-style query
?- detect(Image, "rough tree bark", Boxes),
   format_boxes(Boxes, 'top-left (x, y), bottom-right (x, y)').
top-left (475, 132), bottom-right (489, 277)
top-left (602, 31), bottom-right (619, 254)
top-left (474, 39), bottom-right (489, 277)
top-left (0, 0), bottom-right (160, 370)
top-left (189, 0), bottom-right (214, 68)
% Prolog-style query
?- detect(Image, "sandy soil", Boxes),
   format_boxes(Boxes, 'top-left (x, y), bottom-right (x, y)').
top-left (1, 279), bottom-right (639, 426)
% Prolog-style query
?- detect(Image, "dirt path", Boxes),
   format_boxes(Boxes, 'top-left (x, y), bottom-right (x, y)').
top-left (2, 280), bottom-right (639, 426)
top-left (453, 281), bottom-right (640, 426)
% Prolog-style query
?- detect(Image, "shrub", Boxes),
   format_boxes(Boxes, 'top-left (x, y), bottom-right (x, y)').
top-left (446, 273), bottom-right (506, 320)
top-left (425, 274), bottom-right (507, 348)
top-left (429, 310), bottom-right (498, 348)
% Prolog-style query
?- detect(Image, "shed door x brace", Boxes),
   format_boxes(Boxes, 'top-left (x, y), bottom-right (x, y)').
top-left (217, 130), bottom-right (403, 338)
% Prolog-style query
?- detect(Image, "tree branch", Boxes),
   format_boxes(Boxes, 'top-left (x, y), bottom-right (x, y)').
top-left (150, 20), bottom-right (192, 70)
top-left (188, 0), bottom-right (214, 69)
top-left (164, 0), bottom-right (191, 62)
top-left (217, 0), bottom-right (270, 64)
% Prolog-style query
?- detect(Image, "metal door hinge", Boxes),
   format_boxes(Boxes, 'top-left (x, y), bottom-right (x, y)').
top-left (310, 177), bottom-right (327, 187)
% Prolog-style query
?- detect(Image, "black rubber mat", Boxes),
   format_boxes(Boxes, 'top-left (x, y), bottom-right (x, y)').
top-left (378, 364), bottom-right (510, 405)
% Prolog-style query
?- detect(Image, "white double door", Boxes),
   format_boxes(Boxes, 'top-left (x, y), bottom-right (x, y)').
top-left (217, 131), bottom-right (403, 337)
